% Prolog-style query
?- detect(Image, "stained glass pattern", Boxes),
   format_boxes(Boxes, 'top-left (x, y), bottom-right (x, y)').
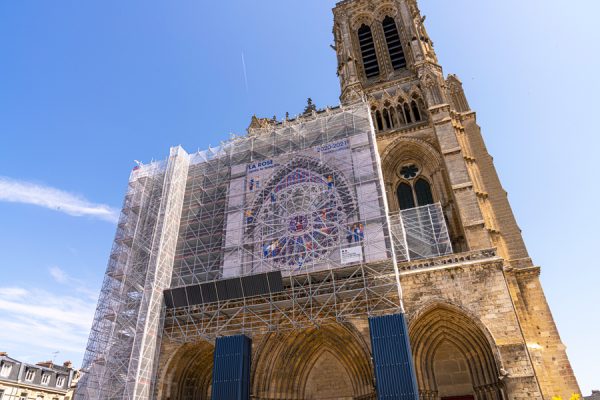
top-left (255, 168), bottom-right (347, 269)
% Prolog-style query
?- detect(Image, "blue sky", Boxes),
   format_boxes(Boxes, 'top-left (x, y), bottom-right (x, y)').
top-left (0, 0), bottom-right (598, 395)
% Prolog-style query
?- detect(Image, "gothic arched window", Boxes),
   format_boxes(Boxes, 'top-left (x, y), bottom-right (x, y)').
top-left (396, 166), bottom-right (435, 210)
top-left (357, 24), bottom-right (380, 78)
top-left (397, 183), bottom-right (415, 210)
top-left (411, 100), bottom-right (422, 122)
top-left (389, 107), bottom-right (397, 127)
top-left (415, 178), bottom-right (434, 206)
top-left (403, 103), bottom-right (412, 124)
top-left (382, 109), bottom-right (391, 129)
top-left (382, 16), bottom-right (406, 70)
top-left (396, 104), bottom-right (406, 124)
top-left (374, 110), bottom-right (384, 131)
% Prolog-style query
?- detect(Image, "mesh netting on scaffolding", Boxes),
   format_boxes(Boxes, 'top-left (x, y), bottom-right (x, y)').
top-left (161, 105), bottom-right (402, 342)
top-left (389, 203), bottom-right (453, 262)
top-left (77, 104), bottom-right (409, 399)
top-left (77, 148), bottom-right (190, 400)
top-left (172, 105), bottom-right (389, 286)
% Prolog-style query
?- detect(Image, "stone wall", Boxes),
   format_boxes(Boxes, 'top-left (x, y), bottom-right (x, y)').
top-left (506, 268), bottom-right (581, 399)
top-left (401, 258), bottom-right (543, 399)
top-left (156, 256), bottom-right (578, 400)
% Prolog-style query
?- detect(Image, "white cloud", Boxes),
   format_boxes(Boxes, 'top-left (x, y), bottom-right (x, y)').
top-left (0, 287), bottom-right (28, 297)
top-left (0, 176), bottom-right (119, 223)
top-left (0, 269), bottom-right (99, 366)
top-left (0, 292), bottom-right (93, 330)
top-left (0, 287), bottom-right (96, 364)
top-left (49, 266), bottom-right (69, 284)
top-left (49, 266), bottom-right (98, 301)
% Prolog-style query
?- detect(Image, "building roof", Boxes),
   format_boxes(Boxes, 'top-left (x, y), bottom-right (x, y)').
top-left (585, 390), bottom-right (600, 400)
top-left (0, 352), bottom-right (74, 393)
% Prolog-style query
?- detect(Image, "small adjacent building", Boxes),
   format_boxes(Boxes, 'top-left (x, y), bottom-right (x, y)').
top-left (0, 353), bottom-right (75, 400)
top-left (586, 390), bottom-right (600, 400)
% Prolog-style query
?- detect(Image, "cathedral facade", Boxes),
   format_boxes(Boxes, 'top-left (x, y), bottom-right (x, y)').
top-left (76, 1), bottom-right (580, 400)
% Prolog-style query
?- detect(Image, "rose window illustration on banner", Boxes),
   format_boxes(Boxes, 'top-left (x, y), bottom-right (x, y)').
top-left (252, 165), bottom-right (351, 270)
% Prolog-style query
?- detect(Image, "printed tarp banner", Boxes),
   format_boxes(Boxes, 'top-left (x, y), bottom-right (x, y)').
top-left (221, 112), bottom-right (391, 279)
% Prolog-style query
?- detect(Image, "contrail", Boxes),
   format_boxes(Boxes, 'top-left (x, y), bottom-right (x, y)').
top-left (241, 52), bottom-right (249, 94)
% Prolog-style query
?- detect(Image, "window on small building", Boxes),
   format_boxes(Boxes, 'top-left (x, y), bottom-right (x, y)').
top-left (20, 392), bottom-right (28, 400)
top-left (25, 369), bottom-right (35, 381)
top-left (382, 16), bottom-right (406, 70)
top-left (56, 376), bottom-right (65, 387)
top-left (0, 389), bottom-right (4, 400)
top-left (0, 362), bottom-right (12, 377)
top-left (41, 373), bottom-right (50, 385)
top-left (357, 24), bottom-right (380, 78)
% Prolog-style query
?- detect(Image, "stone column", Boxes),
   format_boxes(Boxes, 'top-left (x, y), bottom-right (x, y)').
top-left (429, 106), bottom-right (492, 251)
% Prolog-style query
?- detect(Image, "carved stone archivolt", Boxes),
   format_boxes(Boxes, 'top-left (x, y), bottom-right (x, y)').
top-left (408, 303), bottom-right (506, 400)
top-left (252, 322), bottom-right (375, 400)
top-left (373, 3), bottom-right (398, 22)
top-left (349, 13), bottom-right (375, 31)
top-left (157, 341), bottom-right (214, 400)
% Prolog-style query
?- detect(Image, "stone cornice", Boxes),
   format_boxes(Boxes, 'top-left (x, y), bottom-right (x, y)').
top-left (398, 248), bottom-right (501, 275)
top-left (374, 120), bottom-right (431, 139)
top-left (507, 265), bottom-right (541, 277)
top-left (0, 377), bottom-right (68, 394)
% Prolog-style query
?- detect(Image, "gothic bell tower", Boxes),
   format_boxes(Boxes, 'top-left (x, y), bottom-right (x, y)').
top-left (332, 0), bottom-right (581, 399)
top-left (333, 0), bottom-right (444, 107)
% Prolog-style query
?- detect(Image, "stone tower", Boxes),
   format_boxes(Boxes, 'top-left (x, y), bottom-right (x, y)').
top-left (332, 0), bottom-right (580, 398)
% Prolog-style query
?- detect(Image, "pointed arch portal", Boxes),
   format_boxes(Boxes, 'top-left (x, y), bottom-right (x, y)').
top-left (409, 305), bottom-right (506, 400)
top-left (158, 342), bottom-right (214, 400)
top-left (252, 323), bottom-right (376, 400)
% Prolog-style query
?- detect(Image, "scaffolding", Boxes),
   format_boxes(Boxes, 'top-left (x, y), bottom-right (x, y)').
top-left (161, 105), bottom-right (398, 340)
top-left (390, 203), bottom-right (453, 262)
top-left (76, 103), bottom-right (453, 399)
top-left (170, 105), bottom-right (391, 288)
top-left (77, 148), bottom-right (189, 400)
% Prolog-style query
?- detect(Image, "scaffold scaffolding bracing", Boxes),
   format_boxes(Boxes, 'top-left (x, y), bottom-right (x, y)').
top-left (76, 103), bottom-right (452, 400)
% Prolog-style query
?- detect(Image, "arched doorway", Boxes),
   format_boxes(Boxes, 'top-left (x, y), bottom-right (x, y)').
top-left (252, 323), bottom-right (376, 400)
top-left (409, 305), bottom-right (505, 400)
top-left (157, 342), bottom-right (214, 400)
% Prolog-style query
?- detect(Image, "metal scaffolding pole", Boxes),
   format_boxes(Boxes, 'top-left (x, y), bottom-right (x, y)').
top-left (76, 103), bottom-right (454, 399)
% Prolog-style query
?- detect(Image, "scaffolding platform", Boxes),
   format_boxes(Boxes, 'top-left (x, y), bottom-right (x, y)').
top-left (76, 103), bottom-right (452, 400)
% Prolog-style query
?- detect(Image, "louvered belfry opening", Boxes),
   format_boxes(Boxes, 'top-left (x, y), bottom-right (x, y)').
top-left (382, 16), bottom-right (406, 70)
top-left (358, 24), bottom-right (379, 78)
